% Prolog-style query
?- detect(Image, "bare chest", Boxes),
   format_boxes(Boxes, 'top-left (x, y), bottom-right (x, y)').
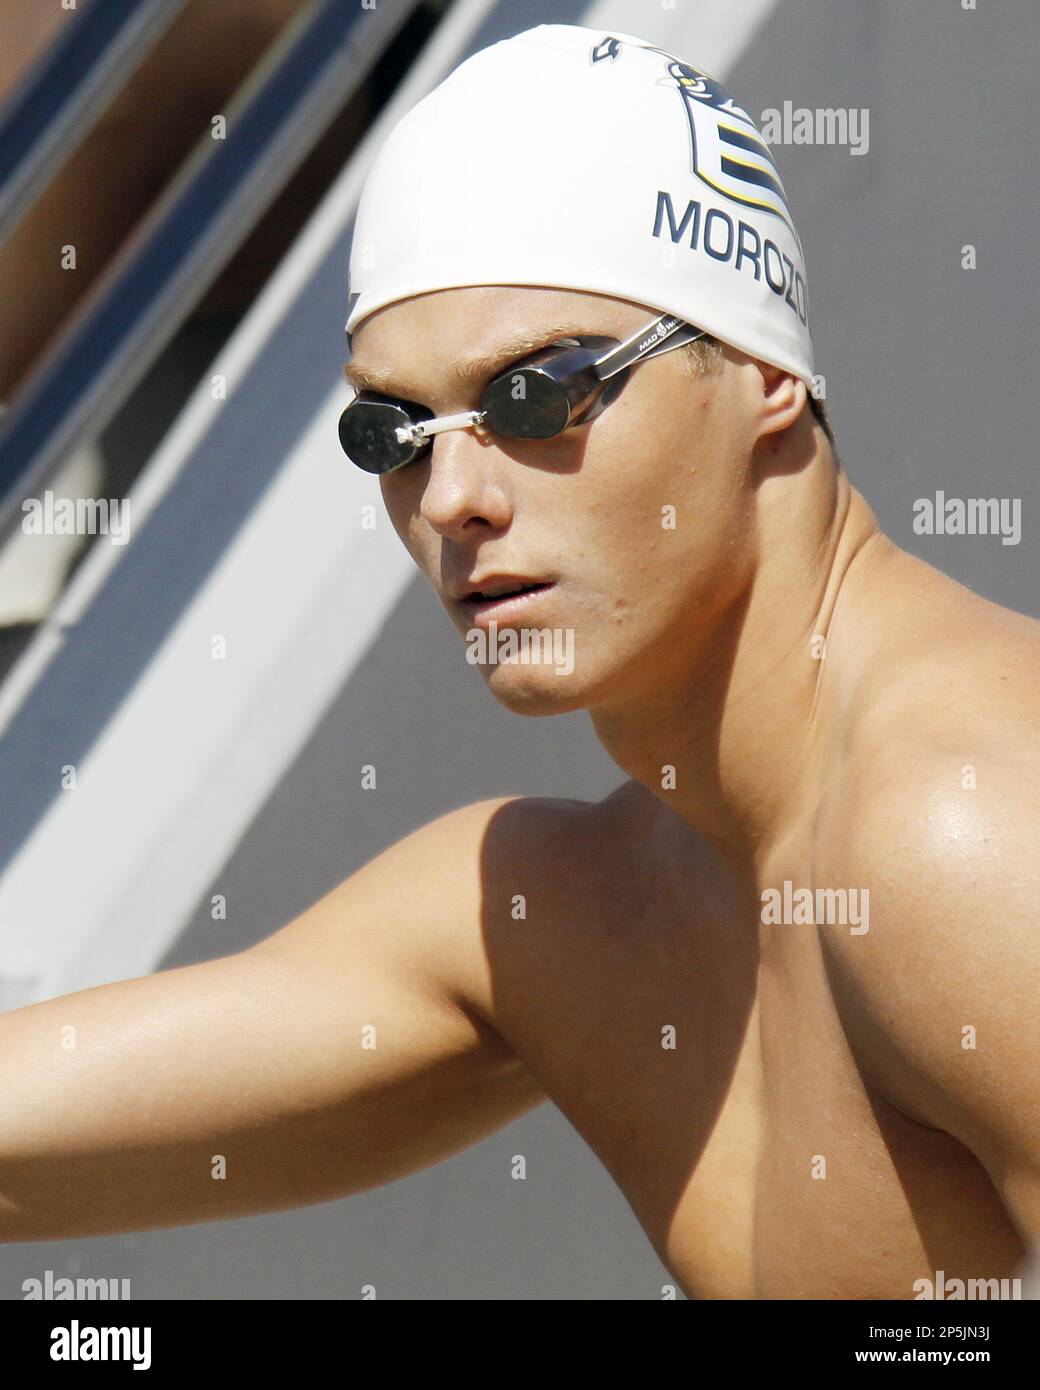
top-left (491, 840), bottom-right (1025, 1300)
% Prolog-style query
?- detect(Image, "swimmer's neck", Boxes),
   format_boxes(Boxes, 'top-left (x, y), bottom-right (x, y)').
top-left (588, 449), bottom-right (887, 869)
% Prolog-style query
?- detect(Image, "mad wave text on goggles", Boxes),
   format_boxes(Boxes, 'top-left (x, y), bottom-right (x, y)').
top-left (338, 312), bottom-right (708, 475)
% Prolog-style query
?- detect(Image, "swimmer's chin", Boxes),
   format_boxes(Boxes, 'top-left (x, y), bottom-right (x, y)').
top-left (475, 664), bottom-right (590, 718)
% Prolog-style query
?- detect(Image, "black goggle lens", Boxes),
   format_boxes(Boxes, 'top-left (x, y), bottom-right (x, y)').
top-left (479, 367), bottom-right (573, 440)
top-left (337, 382), bottom-right (575, 473)
top-left (338, 338), bottom-right (617, 473)
top-left (338, 393), bottom-right (433, 475)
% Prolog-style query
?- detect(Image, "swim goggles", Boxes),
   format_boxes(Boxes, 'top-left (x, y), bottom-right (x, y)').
top-left (338, 311), bottom-right (707, 474)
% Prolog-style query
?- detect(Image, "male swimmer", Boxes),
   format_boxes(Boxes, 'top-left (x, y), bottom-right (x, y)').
top-left (1, 25), bottom-right (1037, 1301)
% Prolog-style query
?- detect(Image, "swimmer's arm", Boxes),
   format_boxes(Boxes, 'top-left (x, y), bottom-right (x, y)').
top-left (0, 798), bottom-right (546, 1242)
top-left (838, 754), bottom-right (1040, 1246)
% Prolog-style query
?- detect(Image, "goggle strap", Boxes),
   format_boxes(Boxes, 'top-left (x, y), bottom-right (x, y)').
top-left (592, 315), bottom-right (703, 379)
top-left (378, 315), bottom-right (708, 448)
top-left (633, 321), bottom-right (708, 363)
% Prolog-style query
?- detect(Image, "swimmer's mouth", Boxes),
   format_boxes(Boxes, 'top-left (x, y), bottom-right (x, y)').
top-left (457, 578), bottom-right (555, 607)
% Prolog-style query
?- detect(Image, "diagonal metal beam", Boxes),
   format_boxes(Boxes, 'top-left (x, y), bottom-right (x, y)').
top-left (0, 0), bottom-right (417, 542)
top-left (0, 0), bottom-right (188, 242)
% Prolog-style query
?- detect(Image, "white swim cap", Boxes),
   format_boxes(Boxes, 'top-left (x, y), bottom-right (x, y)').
top-left (346, 23), bottom-right (815, 387)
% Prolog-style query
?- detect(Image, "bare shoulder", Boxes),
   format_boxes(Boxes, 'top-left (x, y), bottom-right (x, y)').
top-left (822, 544), bottom-right (1040, 871)
top-left (426, 781), bottom-right (701, 1012)
top-left (828, 548), bottom-right (1040, 858)
top-left (838, 540), bottom-right (1040, 747)
top-left (814, 564), bottom-right (1040, 1187)
top-left (292, 783), bottom-right (684, 1031)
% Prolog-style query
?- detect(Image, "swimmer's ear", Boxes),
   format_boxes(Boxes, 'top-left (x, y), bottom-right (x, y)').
top-left (755, 361), bottom-right (807, 438)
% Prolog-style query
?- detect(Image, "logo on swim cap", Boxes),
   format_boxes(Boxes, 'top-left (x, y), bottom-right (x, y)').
top-left (591, 34), bottom-right (799, 243)
top-left (346, 23), bottom-right (816, 388)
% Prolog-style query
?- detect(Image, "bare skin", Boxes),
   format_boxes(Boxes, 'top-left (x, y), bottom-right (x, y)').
top-left (1, 286), bottom-right (1037, 1300)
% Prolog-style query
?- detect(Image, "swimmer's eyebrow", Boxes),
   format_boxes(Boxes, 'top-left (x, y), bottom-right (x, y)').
top-left (343, 325), bottom-right (588, 395)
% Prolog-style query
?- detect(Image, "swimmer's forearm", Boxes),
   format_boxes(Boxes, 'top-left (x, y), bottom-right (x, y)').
top-left (0, 907), bottom-right (540, 1242)
top-left (0, 958), bottom-right (323, 1243)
